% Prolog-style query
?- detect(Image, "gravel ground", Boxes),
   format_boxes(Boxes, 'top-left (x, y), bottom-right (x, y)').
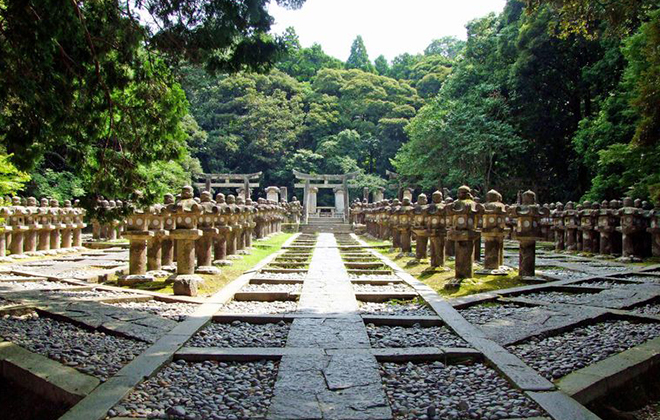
top-left (0, 312), bottom-right (147, 380)
top-left (240, 283), bottom-right (303, 293)
top-left (521, 291), bottom-right (598, 304)
top-left (572, 280), bottom-right (634, 289)
top-left (348, 274), bottom-right (400, 281)
top-left (352, 283), bottom-right (415, 294)
top-left (459, 303), bottom-right (540, 325)
top-left (45, 288), bottom-right (132, 299)
top-left (633, 401), bottom-right (660, 420)
top-left (0, 296), bottom-right (16, 307)
top-left (366, 324), bottom-right (468, 348)
top-left (359, 301), bottom-right (436, 317)
top-left (614, 275), bottom-right (660, 283)
top-left (103, 300), bottom-right (199, 322)
top-left (188, 321), bottom-right (289, 347)
top-left (254, 272), bottom-right (306, 280)
top-left (0, 280), bottom-right (75, 291)
top-left (219, 300), bottom-right (298, 314)
top-left (538, 269), bottom-right (591, 280)
top-left (113, 359), bottom-right (278, 420)
top-left (509, 320), bottom-right (660, 380)
top-left (631, 302), bottom-right (660, 317)
top-left (380, 361), bottom-right (544, 419)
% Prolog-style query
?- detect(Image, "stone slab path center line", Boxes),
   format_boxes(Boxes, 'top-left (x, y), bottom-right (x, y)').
top-left (267, 233), bottom-right (392, 420)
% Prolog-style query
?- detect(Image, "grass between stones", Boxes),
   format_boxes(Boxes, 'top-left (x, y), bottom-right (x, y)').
top-left (107, 233), bottom-right (293, 297)
top-left (360, 236), bottom-right (525, 298)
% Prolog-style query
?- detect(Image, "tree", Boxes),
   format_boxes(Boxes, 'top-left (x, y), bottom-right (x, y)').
top-left (346, 35), bottom-right (375, 73)
top-left (424, 36), bottom-right (466, 59)
top-left (374, 55), bottom-right (389, 75)
top-left (0, 154), bottom-right (29, 197)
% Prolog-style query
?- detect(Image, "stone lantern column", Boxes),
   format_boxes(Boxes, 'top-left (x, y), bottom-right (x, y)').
top-left (265, 186), bottom-right (280, 203)
top-left (9, 197), bottom-right (29, 257)
top-left (160, 194), bottom-right (177, 271)
top-left (563, 202), bottom-right (579, 251)
top-left (552, 203), bottom-right (565, 251)
top-left (402, 188), bottom-right (414, 201)
top-left (412, 194), bottom-right (430, 261)
top-left (0, 204), bottom-right (13, 260)
top-left (214, 198), bottom-right (232, 266)
top-left (225, 195), bottom-right (241, 260)
top-left (72, 201), bottom-right (86, 250)
top-left (480, 190), bottom-right (508, 273)
top-left (578, 201), bottom-right (596, 253)
top-left (426, 192), bottom-right (447, 268)
top-left (235, 197), bottom-right (249, 255)
top-left (616, 197), bottom-right (644, 261)
top-left (60, 201), bottom-right (75, 250)
top-left (509, 190), bottom-right (547, 277)
top-left (334, 187), bottom-right (346, 216)
top-left (119, 209), bottom-right (154, 285)
top-left (145, 204), bottom-right (169, 276)
top-left (447, 187), bottom-right (483, 283)
top-left (388, 200), bottom-right (401, 251)
top-left (648, 205), bottom-right (660, 257)
top-left (167, 186), bottom-right (204, 296)
top-left (245, 199), bottom-right (256, 249)
top-left (107, 200), bottom-right (119, 241)
top-left (49, 199), bottom-right (65, 252)
top-left (37, 199), bottom-right (53, 253)
top-left (444, 198), bottom-right (456, 258)
top-left (24, 197), bottom-right (41, 255)
top-left (396, 198), bottom-right (414, 256)
top-left (195, 191), bottom-right (220, 274)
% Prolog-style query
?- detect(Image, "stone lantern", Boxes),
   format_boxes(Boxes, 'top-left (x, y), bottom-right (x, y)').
top-left (648, 204), bottom-right (660, 257)
top-left (388, 199), bottom-right (401, 251)
top-left (160, 194), bottom-right (177, 271)
top-left (480, 190), bottom-right (508, 273)
top-left (412, 194), bottom-right (430, 261)
top-left (36, 198), bottom-right (53, 254)
top-left (225, 194), bottom-right (241, 260)
top-left (235, 196), bottom-right (249, 255)
top-left (72, 201), bottom-right (86, 250)
top-left (195, 191), bottom-right (220, 274)
top-left (402, 188), bottom-right (414, 201)
top-left (551, 202), bottom-right (565, 251)
top-left (616, 197), bottom-right (645, 260)
top-left (24, 197), bottom-right (41, 255)
top-left (396, 197), bottom-right (414, 256)
top-left (265, 186), bottom-right (280, 203)
top-left (509, 190), bottom-right (547, 277)
top-left (0, 202), bottom-right (13, 260)
top-left (59, 200), bottom-right (75, 250)
top-left (244, 198), bottom-right (257, 249)
top-left (578, 201), bottom-right (596, 253)
top-left (8, 197), bottom-right (29, 257)
top-left (444, 197), bottom-right (456, 258)
top-left (563, 202), bottom-right (579, 251)
top-left (426, 191), bottom-right (447, 268)
top-left (120, 206), bottom-right (154, 285)
top-left (143, 203), bottom-right (168, 276)
top-left (49, 199), bottom-right (65, 252)
top-left (213, 193), bottom-right (233, 266)
top-left (447, 186), bottom-right (484, 282)
top-left (167, 186), bottom-right (204, 296)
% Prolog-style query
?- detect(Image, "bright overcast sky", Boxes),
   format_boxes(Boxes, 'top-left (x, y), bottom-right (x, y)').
top-left (268, 0), bottom-right (507, 62)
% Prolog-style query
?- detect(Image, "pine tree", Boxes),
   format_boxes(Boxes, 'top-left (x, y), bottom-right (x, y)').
top-left (346, 36), bottom-right (375, 72)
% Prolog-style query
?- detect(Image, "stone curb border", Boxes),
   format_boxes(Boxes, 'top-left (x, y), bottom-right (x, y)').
top-left (350, 233), bottom-right (601, 420)
top-left (58, 233), bottom-right (300, 420)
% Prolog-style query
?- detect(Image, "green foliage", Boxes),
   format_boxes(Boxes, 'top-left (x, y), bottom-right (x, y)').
top-left (345, 36), bottom-right (375, 73)
top-left (0, 154), bottom-right (29, 197)
top-left (27, 169), bottom-right (85, 202)
top-left (374, 55), bottom-right (389, 75)
top-left (424, 36), bottom-right (466, 59)
top-left (277, 28), bottom-right (343, 82)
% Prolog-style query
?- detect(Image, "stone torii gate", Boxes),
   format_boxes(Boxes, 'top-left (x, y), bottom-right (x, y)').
top-left (194, 172), bottom-right (262, 201)
top-left (293, 170), bottom-right (358, 223)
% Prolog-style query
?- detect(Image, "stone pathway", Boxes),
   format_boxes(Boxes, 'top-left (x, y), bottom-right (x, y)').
top-left (268, 233), bottom-right (392, 419)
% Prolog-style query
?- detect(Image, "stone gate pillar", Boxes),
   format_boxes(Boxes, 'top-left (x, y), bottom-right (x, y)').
top-left (334, 187), bottom-right (346, 216)
top-left (309, 187), bottom-right (318, 216)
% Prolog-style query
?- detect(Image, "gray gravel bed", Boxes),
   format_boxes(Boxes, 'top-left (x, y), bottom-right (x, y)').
top-left (366, 324), bottom-right (468, 348)
top-left (359, 301), bottom-right (436, 317)
top-left (240, 283), bottom-right (303, 293)
top-left (113, 359), bottom-right (278, 420)
top-left (630, 302), bottom-right (660, 317)
top-left (459, 303), bottom-right (539, 325)
top-left (614, 275), bottom-right (660, 283)
top-left (509, 320), bottom-right (660, 380)
top-left (45, 288), bottom-right (133, 299)
top-left (0, 312), bottom-right (147, 380)
top-left (103, 300), bottom-right (199, 321)
top-left (352, 283), bottom-right (416, 294)
top-left (188, 321), bottom-right (289, 347)
top-left (537, 268), bottom-right (591, 280)
top-left (254, 271), bottom-right (306, 280)
top-left (0, 280), bottom-right (75, 291)
top-left (572, 280), bottom-right (634, 289)
top-left (348, 274), bottom-right (400, 281)
top-left (380, 361), bottom-right (544, 419)
top-left (520, 291), bottom-right (598, 304)
top-left (219, 300), bottom-right (298, 314)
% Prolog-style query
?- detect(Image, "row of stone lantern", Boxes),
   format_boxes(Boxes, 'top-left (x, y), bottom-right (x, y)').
top-left (547, 198), bottom-right (659, 260)
top-left (91, 198), bottom-right (129, 241)
top-left (353, 187), bottom-right (547, 285)
top-left (0, 197), bottom-right (86, 260)
top-left (120, 186), bottom-right (289, 296)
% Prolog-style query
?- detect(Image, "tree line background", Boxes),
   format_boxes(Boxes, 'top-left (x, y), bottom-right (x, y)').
top-left (1, 0), bottom-right (658, 206)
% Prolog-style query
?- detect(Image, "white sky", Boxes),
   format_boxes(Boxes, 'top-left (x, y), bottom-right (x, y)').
top-left (268, 0), bottom-right (507, 62)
